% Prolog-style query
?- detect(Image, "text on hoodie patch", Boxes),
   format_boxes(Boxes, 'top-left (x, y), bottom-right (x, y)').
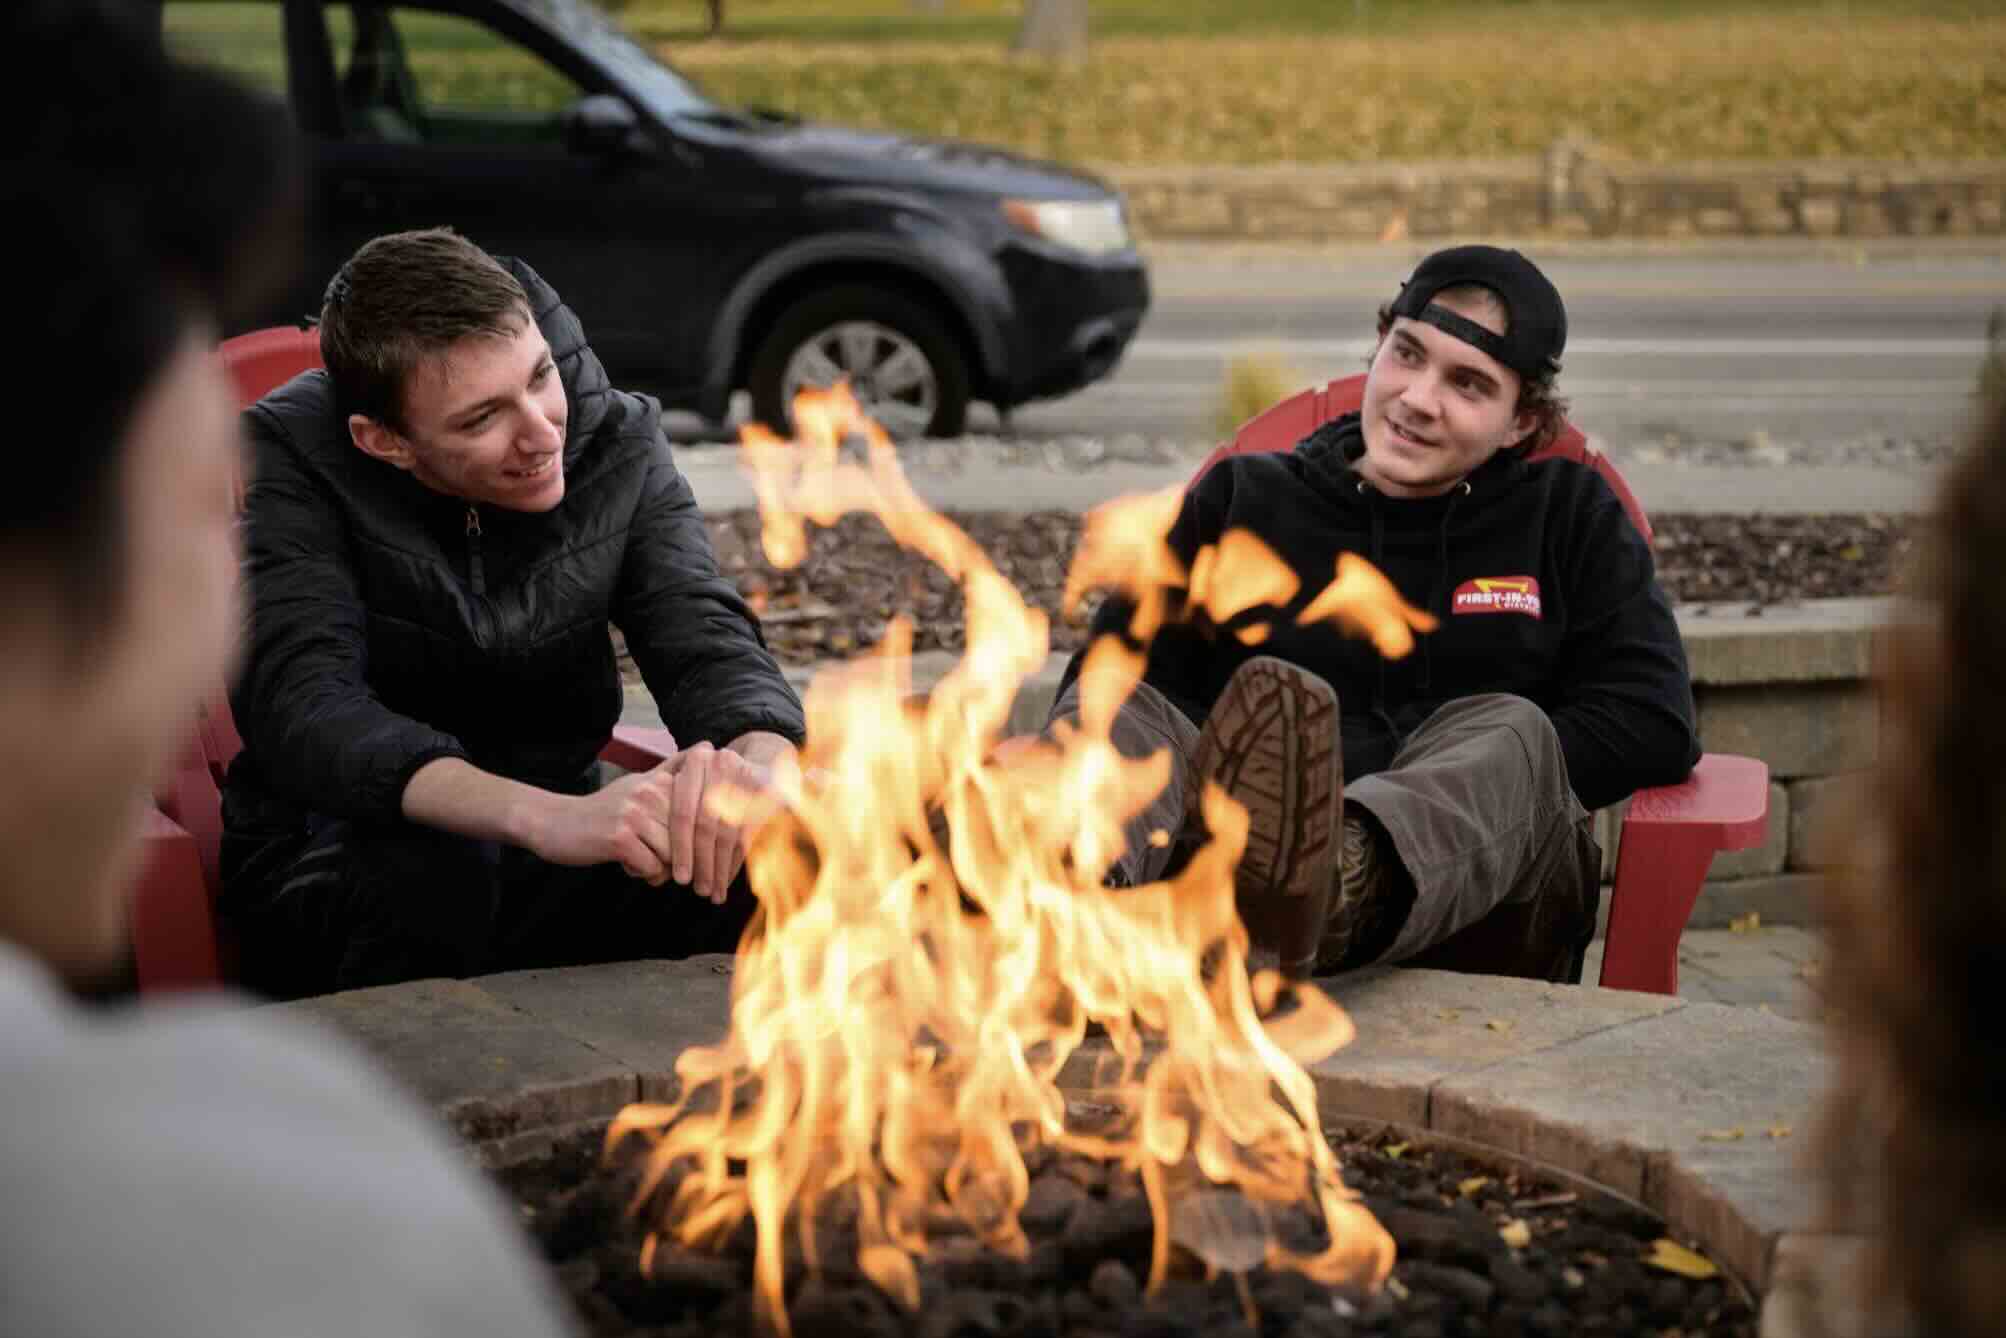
top-left (1452, 576), bottom-right (1543, 619)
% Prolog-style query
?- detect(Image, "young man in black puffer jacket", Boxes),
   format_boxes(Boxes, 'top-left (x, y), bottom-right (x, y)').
top-left (1055, 246), bottom-right (1700, 984)
top-left (222, 229), bottom-right (806, 999)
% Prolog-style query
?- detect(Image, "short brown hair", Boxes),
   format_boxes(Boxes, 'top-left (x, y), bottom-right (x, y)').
top-left (318, 228), bottom-right (529, 431)
top-left (1372, 284), bottom-right (1571, 454)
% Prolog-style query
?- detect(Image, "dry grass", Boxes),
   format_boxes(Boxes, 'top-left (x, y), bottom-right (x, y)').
top-left (663, 15), bottom-right (2006, 164)
top-left (1211, 354), bottom-right (1308, 439)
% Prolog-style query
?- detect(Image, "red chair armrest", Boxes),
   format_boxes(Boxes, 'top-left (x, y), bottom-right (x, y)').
top-left (1623, 753), bottom-right (1770, 846)
top-left (131, 808), bottom-right (226, 992)
top-left (599, 724), bottom-right (677, 772)
top-left (1599, 753), bottom-right (1771, 994)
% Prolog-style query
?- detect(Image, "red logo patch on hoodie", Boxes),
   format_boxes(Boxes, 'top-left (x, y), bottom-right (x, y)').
top-left (1452, 576), bottom-right (1543, 619)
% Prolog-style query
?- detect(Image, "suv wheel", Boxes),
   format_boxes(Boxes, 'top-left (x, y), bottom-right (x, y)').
top-left (748, 285), bottom-right (971, 440)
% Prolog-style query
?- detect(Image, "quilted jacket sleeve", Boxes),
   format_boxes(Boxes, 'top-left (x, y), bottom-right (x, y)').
top-left (229, 410), bottom-right (469, 822)
top-left (613, 428), bottom-right (806, 752)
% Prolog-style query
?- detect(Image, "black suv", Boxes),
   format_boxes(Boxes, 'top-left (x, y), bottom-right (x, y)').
top-left (160, 0), bottom-right (1150, 437)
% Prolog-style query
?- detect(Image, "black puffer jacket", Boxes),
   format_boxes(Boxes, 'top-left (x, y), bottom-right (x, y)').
top-left (1068, 414), bottom-right (1699, 812)
top-left (222, 261), bottom-right (804, 842)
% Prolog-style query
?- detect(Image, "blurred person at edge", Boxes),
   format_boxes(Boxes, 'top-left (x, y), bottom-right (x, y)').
top-left (0, 6), bottom-right (575, 1334)
top-left (1811, 390), bottom-right (2006, 1338)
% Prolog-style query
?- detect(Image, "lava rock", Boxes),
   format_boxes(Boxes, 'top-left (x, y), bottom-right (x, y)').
top-left (788, 1277), bottom-right (903, 1338)
top-left (1020, 1173), bottom-right (1087, 1234)
top-left (1405, 1261), bottom-right (1496, 1313)
top-left (1061, 1192), bottom-right (1155, 1275)
top-left (1088, 1259), bottom-right (1141, 1309)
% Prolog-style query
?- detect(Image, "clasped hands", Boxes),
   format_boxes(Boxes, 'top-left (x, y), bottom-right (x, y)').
top-left (535, 735), bottom-right (792, 904)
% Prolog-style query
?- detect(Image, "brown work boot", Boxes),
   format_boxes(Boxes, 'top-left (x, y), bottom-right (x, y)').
top-left (1191, 657), bottom-right (1343, 979)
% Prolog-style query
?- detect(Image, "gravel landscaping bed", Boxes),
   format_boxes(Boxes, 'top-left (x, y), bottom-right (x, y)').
top-left (504, 1116), bottom-right (1755, 1337)
top-left (685, 509), bottom-right (1912, 668)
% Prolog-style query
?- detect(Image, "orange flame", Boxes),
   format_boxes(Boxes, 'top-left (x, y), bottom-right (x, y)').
top-left (613, 385), bottom-right (1419, 1335)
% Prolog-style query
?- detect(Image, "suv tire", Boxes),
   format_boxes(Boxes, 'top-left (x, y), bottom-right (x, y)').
top-left (748, 284), bottom-right (972, 440)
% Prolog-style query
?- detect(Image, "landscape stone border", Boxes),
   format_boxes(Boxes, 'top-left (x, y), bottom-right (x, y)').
top-left (1104, 153), bottom-right (2006, 242)
top-left (275, 956), bottom-right (1842, 1328)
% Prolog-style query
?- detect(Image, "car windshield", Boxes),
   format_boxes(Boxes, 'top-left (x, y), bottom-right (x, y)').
top-left (505, 0), bottom-right (720, 120)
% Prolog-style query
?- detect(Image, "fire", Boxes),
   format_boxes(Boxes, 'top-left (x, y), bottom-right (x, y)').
top-left (611, 385), bottom-right (1428, 1334)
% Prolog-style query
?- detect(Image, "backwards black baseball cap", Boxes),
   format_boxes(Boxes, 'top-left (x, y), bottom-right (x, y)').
top-left (1386, 245), bottom-right (1567, 382)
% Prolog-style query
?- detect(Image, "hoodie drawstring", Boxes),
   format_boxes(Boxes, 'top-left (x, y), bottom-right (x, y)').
top-left (1418, 481), bottom-right (1471, 693)
top-left (1358, 479), bottom-right (1399, 739)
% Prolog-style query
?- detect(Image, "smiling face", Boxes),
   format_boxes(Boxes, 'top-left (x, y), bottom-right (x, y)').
top-left (1358, 289), bottom-right (1536, 499)
top-left (348, 314), bottom-right (569, 512)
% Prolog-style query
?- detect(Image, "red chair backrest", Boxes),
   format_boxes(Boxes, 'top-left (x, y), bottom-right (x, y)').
top-left (218, 324), bottom-right (323, 409)
top-left (1191, 373), bottom-right (1653, 546)
top-left (160, 329), bottom-right (328, 884)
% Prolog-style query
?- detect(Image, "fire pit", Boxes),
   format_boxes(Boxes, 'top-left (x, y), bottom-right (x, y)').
top-left (283, 960), bottom-right (1829, 1335)
top-left (501, 1113), bottom-right (1759, 1336)
top-left (280, 387), bottom-right (1839, 1335)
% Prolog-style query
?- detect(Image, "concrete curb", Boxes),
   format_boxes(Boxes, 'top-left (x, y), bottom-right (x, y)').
top-left (672, 450), bottom-right (1934, 518)
top-left (275, 956), bottom-right (1831, 1316)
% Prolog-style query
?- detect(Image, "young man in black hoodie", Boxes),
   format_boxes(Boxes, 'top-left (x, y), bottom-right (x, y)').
top-left (1060, 245), bottom-right (1700, 984)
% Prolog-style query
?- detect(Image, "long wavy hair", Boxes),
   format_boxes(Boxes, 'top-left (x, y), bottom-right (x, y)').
top-left (1814, 389), bottom-right (2006, 1336)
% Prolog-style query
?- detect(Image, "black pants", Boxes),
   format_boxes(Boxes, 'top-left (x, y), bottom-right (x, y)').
top-left (220, 773), bottom-right (755, 1001)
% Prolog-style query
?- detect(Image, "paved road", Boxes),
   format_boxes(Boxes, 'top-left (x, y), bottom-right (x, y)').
top-left (1002, 241), bottom-right (2006, 451)
top-left (671, 242), bottom-right (2003, 515)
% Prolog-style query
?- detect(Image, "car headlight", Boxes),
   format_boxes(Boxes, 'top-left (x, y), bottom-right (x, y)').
top-left (1002, 198), bottom-right (1132, 255)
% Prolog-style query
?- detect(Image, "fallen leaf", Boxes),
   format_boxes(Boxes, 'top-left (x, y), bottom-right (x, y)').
top-left (1485, 1019), bottom-right (1514, 1033)
top-left (1383, 1276), bottom-right (1410, 1302)
top-left (1437, 1008), bottom-right (1463, 1022)
top-left (1561, 1266), bottom-right (1587, 1289)
top-left (1498, 1218), bottom-right (1532, 1249)
top-left (1458, 1176), bottom-right (1492, 1197)
top-left (1729, 911), bottom-right (1762, 934)
top-left (1382, 1142), bottom-right (1410, 1160)
top-left (1767, 1124), bottom-right (1794, 1140)
top-left (1699, 1127), bottom-right (1746, 1142)
top-left (1646, 1238), bottom-right (1719, 1280)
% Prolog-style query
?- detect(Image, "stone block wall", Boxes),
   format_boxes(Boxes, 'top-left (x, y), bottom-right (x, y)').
top-left (1592, 598), bottom-right (1889, 930)
top-left (1104, 150), bottom-right (2006, 243)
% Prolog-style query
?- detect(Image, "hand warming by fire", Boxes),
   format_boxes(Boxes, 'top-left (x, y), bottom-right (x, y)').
top-left (609, 385), bottom-right (1436, 1336)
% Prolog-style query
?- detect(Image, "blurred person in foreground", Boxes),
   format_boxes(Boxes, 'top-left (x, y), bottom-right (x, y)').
top-left (1055, 246), bottom-right (1700, 982)
top-left (0, 6), bottom-right (573, 1334)
top-left (221, 228), bottom-right (805, 1000)
top-left (1810, 390), bottom-right (2006, 1338)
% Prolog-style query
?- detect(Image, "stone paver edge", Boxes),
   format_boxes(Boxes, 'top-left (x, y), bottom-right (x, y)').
top-left (320, 969), bottom-right (1809, 1317)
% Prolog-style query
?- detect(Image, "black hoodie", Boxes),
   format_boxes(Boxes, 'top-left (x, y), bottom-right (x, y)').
top-left (1075, 414), bottom-right (1699, 812)
top-left (222, 260), bottom-right (805, 844)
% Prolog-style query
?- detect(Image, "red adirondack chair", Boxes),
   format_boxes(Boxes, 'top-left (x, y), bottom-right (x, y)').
top-left (1199, 374), bottom-right (1768, 994)
top-left (129, 327), bottom-right (677, 993)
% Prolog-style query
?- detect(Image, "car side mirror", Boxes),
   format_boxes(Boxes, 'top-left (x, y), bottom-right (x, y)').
top-left (563, 94), bottom-right (646, 158)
